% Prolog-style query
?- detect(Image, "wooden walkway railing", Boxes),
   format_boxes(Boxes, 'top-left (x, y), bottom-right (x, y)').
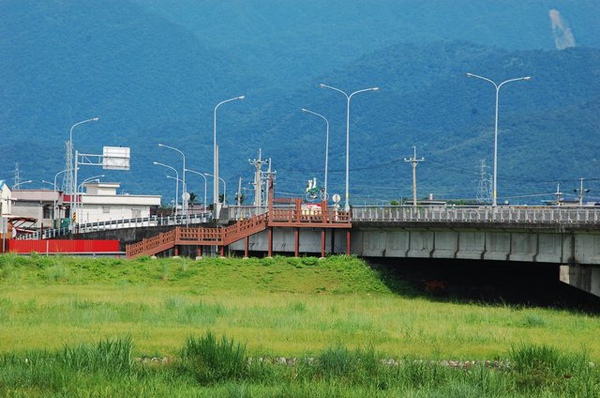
top-left (125, 202), bottom-right (351, 258)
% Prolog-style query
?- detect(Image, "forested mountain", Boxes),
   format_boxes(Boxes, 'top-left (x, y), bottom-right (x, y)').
top-left (1, 1), bottom-right (599, 205)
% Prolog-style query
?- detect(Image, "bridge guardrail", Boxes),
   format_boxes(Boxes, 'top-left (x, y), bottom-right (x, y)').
top-left (18, 212), bottom-right (213, 240)
top-left (350, 205), bottom-right (600, 224)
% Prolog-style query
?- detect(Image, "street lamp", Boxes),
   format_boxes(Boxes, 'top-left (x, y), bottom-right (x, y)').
top-left (154, 161), bottom-right (179, 215)
top-left (167, 175), bottom-right (187, 202)
top-left (76, 174), bottom-right (104, 225)
top-left (320, 84), bottom-right (379, 211)
top-left (158, 143), bottom-right (187, 216)
top-left (204, 173), bottom-right (226, 205)
top-left (52, 169), bottom-right (69, 223)
top-left (214, 95), bottom-right (244, 218)
top-left (67, 117), bottom-right (99, 194)
top-left (67, 117), bottom-right (99, 229)
top-left (12, 180), bottom-right (33, 189)
top-left (302, 108), bottom-right (330, 201)
top-left (185, 168), bottom-right (208, 212)
top-left (467, 72), bottom-right (531, 206)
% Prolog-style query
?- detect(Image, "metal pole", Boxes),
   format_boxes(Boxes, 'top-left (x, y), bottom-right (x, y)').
top-left (213, 95), bottom-right (244, 219)
top-left (154, 162), bottom-right (179, 215)
top-left (320, 84), bottom-right (379, 211)
top-left (158, 144), bottom-right (186, 216)
top-left (467, 73), bottom-right (531, 206)
top-left (301, 108), bottom-right (330, 200)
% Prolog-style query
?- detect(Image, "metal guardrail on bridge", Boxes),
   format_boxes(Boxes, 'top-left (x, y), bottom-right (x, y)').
top-left (18, 212), bottom-right (213, 240)
top-left (350, 205), bottom-right (600, 224)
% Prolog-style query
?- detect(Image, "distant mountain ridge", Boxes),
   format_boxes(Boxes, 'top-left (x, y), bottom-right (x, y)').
top-left (1, 1), bottom-right (599, 205)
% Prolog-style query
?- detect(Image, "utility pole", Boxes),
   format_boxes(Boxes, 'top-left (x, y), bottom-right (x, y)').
top-left (404, 146), bottom-right (424, 206)
top-left (574, 178), bottom-right (589, 207)
top-left (249, 149), bottom-right (268, 208)
top-left (554, 183), bottom-right (563, 206)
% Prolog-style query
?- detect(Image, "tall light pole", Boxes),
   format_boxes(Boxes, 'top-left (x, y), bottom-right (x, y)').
top-left (52, 169), bottom-right (69, 224)
top-left (158, 143), bottom-right (187, 216)
top-left (320, 84), bottom-right (379, 211)
top-left (204, 173), bottom-right (226, 205)
top-left (67, 117), bottom-right (99, 194)
top-left (185, 168), bottom-right (208, 212)
top-left (467, 73), bottom-right (531, 206)
top-left (154, 161), bottom-right (179, 215)
top-left (67, 117), bottom-right (99, 228)
top-left (166, 175), bottom-right (187, 209)
top-left (214, 95), bottom-right (244, 218)
top-left (302, 108), bottom-right (330, 201)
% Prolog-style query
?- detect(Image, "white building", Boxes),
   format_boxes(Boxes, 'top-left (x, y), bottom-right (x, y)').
top-left (75, 182), bottom-right (161, 225)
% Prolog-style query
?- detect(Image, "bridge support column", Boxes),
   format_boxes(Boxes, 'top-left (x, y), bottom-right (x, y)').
top-left (244, 236), bottom-right (249, 258)
top-left (346, 230), bottom-right (351, 255)
top-left (321, 229), bottom-right (326, 258)
top-left (560, 264), bottom-right (600, 298)
top-left (294, 228), bottom-right (299, 257)
top-left (267, 228), bottom-right (273, 257)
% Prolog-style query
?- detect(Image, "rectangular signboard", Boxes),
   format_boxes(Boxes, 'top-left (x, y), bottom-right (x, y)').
top-left (103, 146), bottom-right (130, 170)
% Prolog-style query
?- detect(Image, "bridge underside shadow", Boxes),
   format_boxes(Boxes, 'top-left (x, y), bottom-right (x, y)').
top-left (368, 257), bottom-right (600, 313)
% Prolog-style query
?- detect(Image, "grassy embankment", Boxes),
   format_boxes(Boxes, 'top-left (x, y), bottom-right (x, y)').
top-left (0, 253), bottom-right (598, 397)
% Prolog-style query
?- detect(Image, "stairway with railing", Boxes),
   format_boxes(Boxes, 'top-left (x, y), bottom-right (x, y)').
top-left (126, 212), bottom-right (270, 258)
top-left (125, 201), bottom-right (351, 258)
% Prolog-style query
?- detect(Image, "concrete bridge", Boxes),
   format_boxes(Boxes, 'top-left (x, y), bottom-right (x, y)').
top-left (224, 205), bottom-right (600, 298)
top-left (23, 203), bottom-right (600, 298)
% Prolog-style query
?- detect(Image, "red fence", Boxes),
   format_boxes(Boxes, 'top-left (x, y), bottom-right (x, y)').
top-left (5, 240), bottom-right (121, 254)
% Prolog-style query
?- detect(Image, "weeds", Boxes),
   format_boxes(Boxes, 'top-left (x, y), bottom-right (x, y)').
top-left (179, 331), bottom-right (248, 383)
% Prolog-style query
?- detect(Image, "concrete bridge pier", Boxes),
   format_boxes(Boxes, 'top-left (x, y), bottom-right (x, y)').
top-left (560, 265), bottom-right (600, 297)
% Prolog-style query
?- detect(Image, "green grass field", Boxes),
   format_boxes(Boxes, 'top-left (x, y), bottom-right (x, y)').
top-left (0, 253), bottom-right (598, 397)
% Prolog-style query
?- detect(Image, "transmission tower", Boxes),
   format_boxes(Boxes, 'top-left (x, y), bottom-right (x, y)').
top-left (63, 140), bottom-right (73, 193)
top-left (476, 159), bottom-right (492, 204)
top-left (13, 163), bottom-right (20, 187)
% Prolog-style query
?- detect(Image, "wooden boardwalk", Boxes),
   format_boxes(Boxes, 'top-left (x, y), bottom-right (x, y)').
top-left (126, 199), bottom-right (351, 258)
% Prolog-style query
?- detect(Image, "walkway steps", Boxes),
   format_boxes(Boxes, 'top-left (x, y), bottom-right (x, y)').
top-left (126, 213), bottom-right (270, 258)
top-left (125, 206), bottom-right (351, 259)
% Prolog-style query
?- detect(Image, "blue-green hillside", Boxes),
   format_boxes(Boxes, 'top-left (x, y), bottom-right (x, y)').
top-left (1, 1), bottom-right (599, 204)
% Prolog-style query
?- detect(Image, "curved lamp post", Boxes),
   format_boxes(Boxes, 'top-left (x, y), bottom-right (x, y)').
top-left (302, 108), bottom-right (330, 201)
top-left (166, 175), bottom-right (187, 213)
top-left (12, 180), bottom-right (33, 189)
top-left (185, 168), bottom-right (208, 212)
top-left (154, 161), bottom-right (179, 215)
top-left (158, 143), bottom-right (187, 216)
top-left (213, 95), bottom-right (244, 218)
top-left (68, 117), bottom-right (99, 194)
top-left (76, 174), bottom-right (104, 225)
top-left (467, 73), bottom-right (531, 207)
top-left (320, 84), bottom-right (379, 211)
top-left (51, 169), bottom-right (69, 222)
top-left (67, 117), bottom-right (99, 229)
top-left (204, 173), bottom-right (226, 205)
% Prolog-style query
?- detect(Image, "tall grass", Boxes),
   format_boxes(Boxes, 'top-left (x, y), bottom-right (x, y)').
top-left (178, 331), bottom-right (248, 383)
top-left (0, 254), bottom-right (599, 395)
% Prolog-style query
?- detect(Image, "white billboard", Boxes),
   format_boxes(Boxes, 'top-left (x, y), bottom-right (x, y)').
top-left (103, 146), bottom-right (130, 170)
